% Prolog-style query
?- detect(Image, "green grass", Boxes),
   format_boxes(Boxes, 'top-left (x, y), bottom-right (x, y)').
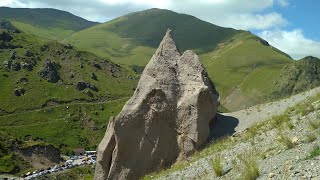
top-left (271, 57), bottom-right (320, 99)
top-left (4, 8), bottom-right (318, 112)
top-left (0, 31), bottom-right (137, 112)
top-left (309, 120), bottom-right (320, 130)
top-left (237, 153), bottom-right (260, 180)
top-left (0, 98), bottom-right (128, 154)
top-left (277, 134), bottom-right (295, 150)
top-left (0, 131), bottom-right (32, 174)
top-left (0, 7), bottom-right (97, 40)
top-left (270, 114), bottom-right (291, 129)
top-left (66, 12), bottom-right (297, 111)
top-left (11, 21), bottom-right (75, 41)
top-left (305, 145), bottom-right (320, 160)
top-left (212, 155), bottom-right (224, 177)
top-left (40, 165), bottom-right (94, 180)
top-left (201, 32), bottom-right (292, 111)
top-left (0, 30), bottom-right (137, 158)
top-left (64, 8), bottom-right (320, 111)
top-left (305, 133), bottom-right (317, 143)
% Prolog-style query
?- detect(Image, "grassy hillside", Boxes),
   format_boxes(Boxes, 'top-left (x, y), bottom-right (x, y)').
top-left (0, 7), bottom-right (98, 40)
top-left (65, 8), bottom-right (239, 67)
top-left (0, 131), bottom-right (31, 174)
top-left (65, 8), bottom-right (299, 111)
top-left (201, 32), bottom-right (292, 110)
top-left (0, 27), bottom-right (138, 157)
top-left (271, 56), bottom-right (320, 98)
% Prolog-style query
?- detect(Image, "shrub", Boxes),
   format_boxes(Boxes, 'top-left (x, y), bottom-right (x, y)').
top-left (308, 120), bottom-right (320, 130)
top-left (287, 122), bottom-right (294, 129)
top-left (270, 114), bottom-right (290, 129)
top-left (305, 133), bottom-right (317, 143)
top-left (237, 153), bottom-right (260, 180)
top-left (306, 145), bottom-right (320, 159)
top-left (212, 155), bottom-right (223, 177)
top-left (277, 134), bottom-right (295, 149)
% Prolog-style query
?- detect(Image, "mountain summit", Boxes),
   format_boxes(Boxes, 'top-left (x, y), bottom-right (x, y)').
top-left (94, 29), bottom-right (219, 180)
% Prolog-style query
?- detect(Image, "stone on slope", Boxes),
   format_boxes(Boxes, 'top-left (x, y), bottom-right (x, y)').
top-left (38, 60), bottom-right (60, 83)
top-left (94, 29), bottom-right (220, 180)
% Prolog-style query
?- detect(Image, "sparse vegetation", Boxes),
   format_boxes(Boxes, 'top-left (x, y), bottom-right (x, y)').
top-left (309, 119), bottom-right (320, 130)
top-left (142, 92), bottom-right (320, 179)
top-left (305, 133), bottom-right (317, 143)
top-left (270, 114), bottom-right (291, 129)
top-left (39, 165), bottom-right (94, 180)
top-left (212, 154), bottom-right (224, 177)
top-left (237, 152), bottom-right (260, 180)
top-left (143, 136), bottom-right (235, 179)
top-left (305, 145), bottom-right (320, 160)
top-left (277, 134), bottom-right (295, 149)
top-left (286, 121), bottom-right (294, 129)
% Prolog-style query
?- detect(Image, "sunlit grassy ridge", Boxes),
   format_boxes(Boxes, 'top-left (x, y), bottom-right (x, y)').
top-left (0, 7), bottom-right (98, 40)
top-left (4, 8), bottom-right (317, 111)
top-left (201, 32), bottom-right (292, 110)
top-left (65, 8), bottom-right (239, 66)
top-left (65, 8), bottom-right (312, 111)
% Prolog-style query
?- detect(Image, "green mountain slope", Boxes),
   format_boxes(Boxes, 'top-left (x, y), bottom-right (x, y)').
top-left (201, 32), bottom-right (293, 110)
top-left (65, 8), bottom-right (238, 67)
top-left (0, 7), bottom-right (98, 40)
top-left (66, 8), bottom-right (299, 111)
top-left (0, 27), bottom-right (138, 158)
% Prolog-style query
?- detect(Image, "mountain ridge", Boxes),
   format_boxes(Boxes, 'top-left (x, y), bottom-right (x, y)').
top-left (0, 7), bottom-right (98, 40)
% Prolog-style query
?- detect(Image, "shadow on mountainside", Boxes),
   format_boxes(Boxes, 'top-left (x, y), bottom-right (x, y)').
top-left (209, 113), bottom-right (239, 141)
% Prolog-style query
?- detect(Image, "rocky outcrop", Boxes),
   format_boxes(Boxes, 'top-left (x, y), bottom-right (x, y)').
top-left (14, 87), bottom-right (25, 96)
top-left (16, 144), bottom-right (63, 169)
top-left (76, 82), bottom-right (98, 92)
top-left (38, 60), bottom-right (60, 83)
top-left (94, 29), bottom-right (219, 180)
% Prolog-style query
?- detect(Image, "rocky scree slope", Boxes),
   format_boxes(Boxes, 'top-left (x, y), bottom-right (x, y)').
top-left (146, 87), bottom-right (320, 180)
top-left (94, 29), bottom-right (220, 180)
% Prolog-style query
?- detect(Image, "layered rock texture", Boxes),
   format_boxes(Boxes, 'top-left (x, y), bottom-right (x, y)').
top-left (94, 29), bottom-right (219, 180)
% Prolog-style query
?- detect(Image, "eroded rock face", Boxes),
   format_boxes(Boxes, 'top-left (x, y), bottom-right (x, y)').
top-left (94, 29), bottom-right (219, 180)
top-left (38, 60), bottom-right (60, 83)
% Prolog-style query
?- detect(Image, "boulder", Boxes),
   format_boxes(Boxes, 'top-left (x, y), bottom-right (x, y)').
top-left (94, 29), bottom-right (219, 180)
top-left (76, 82), bottom-right (98, 92)
top-left (38, 60), bottom-right (60, 83)
top-left (14, 87), bottom-right (25, 96)
top-left (0, 31), bottom-right (13, 42)
top-left (11, 61), bottom-right (21, 71)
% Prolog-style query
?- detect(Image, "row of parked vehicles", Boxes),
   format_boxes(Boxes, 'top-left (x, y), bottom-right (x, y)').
top-left (20, 155), bottom-right (97, 179)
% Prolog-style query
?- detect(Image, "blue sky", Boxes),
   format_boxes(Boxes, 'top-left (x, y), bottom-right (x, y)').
top-left (271, 0), bottom-right (320, 41)
top-left (1, 0), bottom-right (319, 59)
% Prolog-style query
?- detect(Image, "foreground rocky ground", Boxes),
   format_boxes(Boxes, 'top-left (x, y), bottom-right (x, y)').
top-left (145, 87), bottom-right (320, 180)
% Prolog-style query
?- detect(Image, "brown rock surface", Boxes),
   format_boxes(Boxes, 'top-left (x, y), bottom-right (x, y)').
top-left (94, 29), bottom-right (219, 180)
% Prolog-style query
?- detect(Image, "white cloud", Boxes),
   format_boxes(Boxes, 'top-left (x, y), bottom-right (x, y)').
top-left (0, 0), bottom-right (24, 7)
top-left (210, 12), bottom-right (287, 30)
top-left (277, 0), bottom-right (289, 7)
top-left (259, 29), bottom-right (320, 59)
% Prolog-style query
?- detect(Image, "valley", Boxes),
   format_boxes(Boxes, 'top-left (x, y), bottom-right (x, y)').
top-left (0, 5), bottom-right (319, 180)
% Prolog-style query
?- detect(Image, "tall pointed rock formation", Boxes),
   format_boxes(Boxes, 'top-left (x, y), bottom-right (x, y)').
top-left (94, 29), bottom-right (220, 180)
